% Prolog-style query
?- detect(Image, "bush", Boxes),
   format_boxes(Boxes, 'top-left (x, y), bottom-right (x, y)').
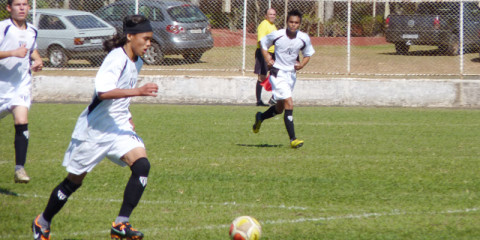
top-left (360, 15), bottom-right (384, 36)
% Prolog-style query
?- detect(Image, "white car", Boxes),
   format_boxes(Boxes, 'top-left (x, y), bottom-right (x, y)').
top-left (29, 9), bottom-right (116, 67)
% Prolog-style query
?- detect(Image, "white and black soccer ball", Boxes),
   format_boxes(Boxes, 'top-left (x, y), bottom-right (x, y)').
top-left (229, 216), bottom-right (262, 240)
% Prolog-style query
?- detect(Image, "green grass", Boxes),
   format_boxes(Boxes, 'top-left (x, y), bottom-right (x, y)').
top-left (1, 104), bottom-right (480, 239)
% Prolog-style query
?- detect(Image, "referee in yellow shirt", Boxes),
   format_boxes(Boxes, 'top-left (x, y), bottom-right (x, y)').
top-left (254, 8), bottom-right (277, 106)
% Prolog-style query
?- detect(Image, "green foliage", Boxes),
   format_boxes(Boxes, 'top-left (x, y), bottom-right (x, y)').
top-left (325, 18), bottom-right (347, 37)
top-left (360, 15), bottom-right (385, 36)
top-left (0, 9), bottom-right (9, 20)
top-left (301, 13), bottom-right (321, 37)
top-left (1, 104), bottom-right (480, 239)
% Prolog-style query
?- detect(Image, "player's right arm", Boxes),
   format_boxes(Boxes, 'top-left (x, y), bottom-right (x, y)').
top-left (0, 44), bottom-right (28, 59)
top-left (260, 32), bottom-right (276, 67)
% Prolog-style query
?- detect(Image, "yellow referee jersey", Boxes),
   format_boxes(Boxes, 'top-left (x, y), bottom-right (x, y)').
top-left (257, 19), bottom-right (276, 53)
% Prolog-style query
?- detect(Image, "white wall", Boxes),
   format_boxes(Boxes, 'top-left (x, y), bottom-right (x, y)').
top-left (32, 75), bottom-right (480, 108)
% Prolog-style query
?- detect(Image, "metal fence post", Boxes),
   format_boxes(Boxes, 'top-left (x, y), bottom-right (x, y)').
top-left (242, 0), bottom-right (247, 75)
top-left (460, 0), bottom-right (464, 76)
top-left (347, 0), bottom-right (351, 74)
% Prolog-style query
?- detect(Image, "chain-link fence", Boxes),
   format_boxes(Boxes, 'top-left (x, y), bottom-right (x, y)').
top-left (3, 0), bottom-right (480, 76)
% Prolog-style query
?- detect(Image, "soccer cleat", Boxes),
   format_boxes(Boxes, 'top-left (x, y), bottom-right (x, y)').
top-left (252, 112), bottom-right (263, 133)
top-left (290, 139), bottom-right (304, 149)
top-left (111, 222), bottom-right (144, 240)
top-left (32, 215), bottom-right (50, 240)
top-left (15, 168), bottom-right (30, 183)
top-left (256, 101), bottom-right (268, 106)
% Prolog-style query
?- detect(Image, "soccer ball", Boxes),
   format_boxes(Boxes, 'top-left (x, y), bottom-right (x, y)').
top-left (229, 216), bottom-right (262, 240)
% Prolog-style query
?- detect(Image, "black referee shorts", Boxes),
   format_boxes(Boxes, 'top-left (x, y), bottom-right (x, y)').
top-left (254, 48), bottom-right (274, 76)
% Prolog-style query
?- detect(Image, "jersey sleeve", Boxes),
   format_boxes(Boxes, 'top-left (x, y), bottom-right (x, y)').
top-left (301, 34), bottom-right (315, 57)
top-left (95, 52), bottom-right (126, 94)
top-left (0, 22), bottom-right (6, 45)
top-left (29, 26), bottom-right (38, 51)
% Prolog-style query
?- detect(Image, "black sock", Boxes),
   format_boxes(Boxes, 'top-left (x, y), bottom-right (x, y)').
top-left (14, 124), bottom-right (29, 167)
top-left (261, 106), bottom-right (279, 121)
top-left (118, 158), bottom-right (150, 218)
top-left (284, 110), bottom-right (296, 140)
top-left (256, 81), bottom-right (263, 102)
top-left (43, 178), bottom-right (81, 222)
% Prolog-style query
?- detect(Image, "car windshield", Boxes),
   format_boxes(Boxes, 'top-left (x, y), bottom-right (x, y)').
top-left (167, 5), bottom-right (207, 23)
top-left (66, 15), bottom-right (108, 29)
top-left (417, 3), bottom-right (459, 15)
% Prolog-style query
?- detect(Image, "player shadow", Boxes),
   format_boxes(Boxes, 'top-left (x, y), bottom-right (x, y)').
top-left (236, 143), bottom-right (283, 148)
top-left (0, 187), bottom-right (19, 197)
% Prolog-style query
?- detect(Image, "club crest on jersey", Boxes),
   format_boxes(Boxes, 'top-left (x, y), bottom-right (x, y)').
top-left (139, 176), bottom-right (148, 187)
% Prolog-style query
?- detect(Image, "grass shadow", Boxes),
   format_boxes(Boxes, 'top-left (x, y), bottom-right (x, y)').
top-left (471, 57), bottom-right (480, 63)
top-left (162, 58), bottom-right (205, 66)
top-left (381, 49), bottom-right (446, 56)
top-left (381, 48), bottom-right (478, 56)
top-left (236, 143), bottom-right (283, 148)
top-left (0, 187), bottom-right (19, 197)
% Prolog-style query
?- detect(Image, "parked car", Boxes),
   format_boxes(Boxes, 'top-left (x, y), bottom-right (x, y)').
top-left (385, 2), bottom-right (480, 55)
top-left (29, 9), bottom-right (116, 67)
top-left (95, 0), bottom-right (214, 65)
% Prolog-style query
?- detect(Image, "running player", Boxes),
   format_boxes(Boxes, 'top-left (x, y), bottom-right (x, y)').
top-left (32, 15), bottom-right (157, 240)
top-left (252, 10), bottom-right (315, 149)
top-left (254, 8), bottom-right (277, 106)
top-left (0, 0), bottom-right (43, 183)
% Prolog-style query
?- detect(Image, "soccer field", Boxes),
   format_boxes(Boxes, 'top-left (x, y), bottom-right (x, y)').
top-left (1, 104), bottom-right (479, 239)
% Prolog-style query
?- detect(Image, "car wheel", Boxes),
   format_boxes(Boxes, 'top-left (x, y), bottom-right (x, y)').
top-left (48, 46), bottom-right (68, 67)
top-left (143, 42), bottom-right (164, 65)
top-left (87, 57), bottom-right (103, 67)
top-left (394, 42), bottom-right (409, 55)
top-left (440, 36), bottom-right (460, 56)
top-left (183, 52), bottom-right (203, 63)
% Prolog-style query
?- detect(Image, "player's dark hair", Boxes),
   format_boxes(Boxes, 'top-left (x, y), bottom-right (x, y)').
top-left (7, 0), bottom-right (14, 5)
top-left (103, 15), bottom-right (149, 52)
top-left (287, 9), bottom-right (302, 22)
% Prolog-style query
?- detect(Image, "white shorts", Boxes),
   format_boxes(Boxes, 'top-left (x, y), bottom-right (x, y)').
top-left (63, 132), bottom-right (145, 175)
top-left (0, 90), bottom-right (31, 119)
top-left (269, 68), bottom-right (297, 100)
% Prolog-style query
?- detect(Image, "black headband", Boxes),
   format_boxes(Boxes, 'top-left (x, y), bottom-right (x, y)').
top-left (123, 19), bottom-right (152, 34)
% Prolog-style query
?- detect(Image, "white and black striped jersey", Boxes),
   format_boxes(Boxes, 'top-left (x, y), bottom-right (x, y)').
top-left (71, 47), bottom-right (143, 142)
top-left (0, 18), bottom-right (38, 98)
top-left (260, 29), bottom-right (315, 72)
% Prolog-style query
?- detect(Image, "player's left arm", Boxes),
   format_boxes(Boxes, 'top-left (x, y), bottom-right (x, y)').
top-left (295, 35), bottom-right (315, 71)
top-left (294, 56), bottom-right (311, 71)
top-left (98, 83), bottom-right (159, 100)
top-left (30, 49), bottom-right (43, 72)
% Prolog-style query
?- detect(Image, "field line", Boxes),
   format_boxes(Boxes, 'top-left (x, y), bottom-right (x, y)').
top-left (18, 193), bottom-right (309, 210)
top-left (3, 207), bottom-right (478, 239)
top-left (302, 121), bottom-right (480, 127)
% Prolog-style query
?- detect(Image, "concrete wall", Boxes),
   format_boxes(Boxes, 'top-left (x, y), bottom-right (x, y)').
top-left (32, 75), bottom-right (480, 108)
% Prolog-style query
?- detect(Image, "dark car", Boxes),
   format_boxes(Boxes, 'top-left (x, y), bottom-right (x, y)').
top-left (385, 2), bottom-right (480, 55)
top-left (95, 0), bottom-right (214, 65)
